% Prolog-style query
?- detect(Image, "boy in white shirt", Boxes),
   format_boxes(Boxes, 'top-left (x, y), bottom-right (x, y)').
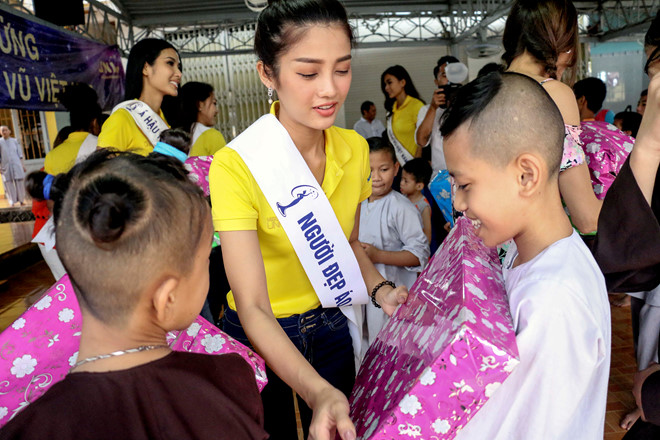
top-left (359, 137), bottom-right (429, 353)
top-left (442, 72), bottom-right (611, 440)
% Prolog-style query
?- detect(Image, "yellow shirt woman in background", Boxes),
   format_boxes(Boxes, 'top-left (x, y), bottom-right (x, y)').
top-left (179, 82), bottom-right (227, 157)
top-left (97, 39), bottom-right (181, 155)
top-left (381, 65), bottom-right (425, 162)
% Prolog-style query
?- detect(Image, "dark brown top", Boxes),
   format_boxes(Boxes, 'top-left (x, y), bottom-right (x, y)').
top-left (592, 158), bottom-right (660, 293)
top-left (0, 352), bottom-right (268, 440)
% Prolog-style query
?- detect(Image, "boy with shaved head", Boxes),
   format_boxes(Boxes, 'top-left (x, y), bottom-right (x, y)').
top-left (442, 72), bottom-right (611, 439)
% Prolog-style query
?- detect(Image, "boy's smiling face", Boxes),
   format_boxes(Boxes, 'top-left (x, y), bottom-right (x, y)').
top-left (444, 124), bottom-right (522, 247)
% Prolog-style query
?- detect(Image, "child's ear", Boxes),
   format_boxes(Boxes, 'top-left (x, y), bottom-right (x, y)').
top-left (514, 153), bottom-right (543, 196)
top-left (394, 161), bottom-right (400, 174)
top-left (415, 182), bottom-right (424, 191)
top-left (152, 277), bottom-right (180, 325)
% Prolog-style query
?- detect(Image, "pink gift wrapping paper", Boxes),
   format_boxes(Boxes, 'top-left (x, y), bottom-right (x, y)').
top-left (0, 275), bottom-right (267, 427)
top-left (581, 121), bottom-right (634, 200)
top-left (184, 155), bottom-right (212, 196)
top-left (350, 216), bottom-right (519, 440)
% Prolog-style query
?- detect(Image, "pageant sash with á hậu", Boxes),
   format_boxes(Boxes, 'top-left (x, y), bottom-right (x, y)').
top-left (228, 114), bottom-right (369, 361)
top-left (112, 100), bottom-right (169, 147)
top-left (387, 116), bottom-right (414, 166)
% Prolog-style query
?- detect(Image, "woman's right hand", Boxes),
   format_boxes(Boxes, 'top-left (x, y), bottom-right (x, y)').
top-left (308, 386), bottom-right (356, 440)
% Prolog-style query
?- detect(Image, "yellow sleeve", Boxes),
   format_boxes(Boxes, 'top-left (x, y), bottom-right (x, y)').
top-left (209, 147), bottom-right (259, 232)
top-left (190, 128), bottom-right (227, 156)
top-left (97, 109), bottom-right (133, 151)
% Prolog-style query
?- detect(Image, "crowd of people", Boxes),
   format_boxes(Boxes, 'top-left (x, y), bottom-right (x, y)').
top-left (0, 0), bottom-right (659, 439)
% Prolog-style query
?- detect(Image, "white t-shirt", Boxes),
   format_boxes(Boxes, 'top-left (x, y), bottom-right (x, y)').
top-left (353, 117), bottom-right (386, 140)
top-left (455, 231), bottom-right (611, 440)
top-left (415, 104), bottom-right (446, 176)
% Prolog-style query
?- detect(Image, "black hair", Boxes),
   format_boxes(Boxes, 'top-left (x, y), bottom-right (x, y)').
top-left (125, 38), bottom-right (181, 100)
top-left (57, 83), bottom-right (102, 133)
top-left (360, 100), bottom-right (375, 115)
top-left (477, 62), bottom-right (506, 77)
top-left (502, 0), bottom-right (579, 80)
top-left (441, 71), bottom-right (564, 175)
top-left (573, 77), bottom-right (607, 113)
top-left (402, 158), bottom-right (432, 186)
top-left (158, 128), bottom-right (191, 155)
top-left (381, 65), bottom-right (424, 113)
top-left (645, 12), bottom-right (660, 48)
top-left (53, 126), bottom-right (75, 148)
top-left (179, 82), bottom-right (215, 133)
top-left (255, 0), bottom-right (353, 79)
top-left (614, 111), bottom-right (643, 138)
top-left (641, 89), bottom-right (649, 98)
top-left (367, 135), bottom-right (396, 163)
top-left (25, 171), bottom-right (48, 200)
top-left (434, 56), bottom-right (460, 77)
top-left (52, 149), bottom-right (209, 326)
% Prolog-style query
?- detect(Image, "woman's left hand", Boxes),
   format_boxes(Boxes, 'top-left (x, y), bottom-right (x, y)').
top-left (376, 284), bottom-right (408, 316)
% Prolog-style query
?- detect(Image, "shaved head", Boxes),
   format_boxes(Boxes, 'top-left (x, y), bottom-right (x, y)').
top-left (441, 71), bottom-right (564, 176)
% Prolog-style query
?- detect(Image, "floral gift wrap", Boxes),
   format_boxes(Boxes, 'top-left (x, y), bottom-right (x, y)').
top-left (350, 216), bottom-right (519, 439)
top-left (581, 121), bottom-right (634, 200)
top-left (0, 275), bottom-right (267, 427)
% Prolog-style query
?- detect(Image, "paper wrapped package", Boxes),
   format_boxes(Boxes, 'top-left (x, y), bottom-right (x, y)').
top-left (350, 216), bottom-right (519, 439)
top-left (581, 121), bottom-right (634, 199)
top-left (0, 275), bottom-right (267, 426)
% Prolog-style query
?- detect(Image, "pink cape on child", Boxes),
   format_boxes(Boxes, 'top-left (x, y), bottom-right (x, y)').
top-left (0, 275), bottom-right (267, 427)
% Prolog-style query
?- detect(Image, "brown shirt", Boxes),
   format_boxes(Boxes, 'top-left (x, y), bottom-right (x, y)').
top-left (0, 352), bottom-right (268, 440)
top-left (592, 158), bottom-right (660, 293)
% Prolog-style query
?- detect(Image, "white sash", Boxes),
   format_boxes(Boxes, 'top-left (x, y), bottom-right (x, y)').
top-left (75, 134), bottom-right (98, 164)
top-left (229, 114), bottom-right (368, 364)
top-left (191, 122), bottom-right (211, 147)
top-left (387, 116), bottom-right (414, 165)
top-left (112, 100), bottom-right (168, 147)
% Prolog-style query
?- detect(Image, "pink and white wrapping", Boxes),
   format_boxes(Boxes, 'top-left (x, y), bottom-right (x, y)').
top-left (0, 275), bottom-right (267, 427)
top-left (581, 120), bottom-right (634, 199)
top-left (350, 216), bottom-right (519, 440)
top-left (184, 155), bottom-right (213, 196)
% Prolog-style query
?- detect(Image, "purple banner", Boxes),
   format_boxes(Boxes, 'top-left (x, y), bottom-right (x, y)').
top-left (0, 5), bottom-right (124, 111)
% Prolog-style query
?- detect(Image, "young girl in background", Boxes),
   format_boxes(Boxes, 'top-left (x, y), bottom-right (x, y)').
top-left (97, 38), bottom-right (181, 155)
top-left (179, 81), bottom-right (227, 156)
top-left (210, 1), bottom-right (407, 438)
top-left (381, 65), bottom-right (425, 165)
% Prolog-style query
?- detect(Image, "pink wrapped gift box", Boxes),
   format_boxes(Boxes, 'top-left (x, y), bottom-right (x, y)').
top-left (350, 216), bottom-right (519, 439)
top-left (581, 121), bottom-right (634, 200)
top-left (0, 275), bottom-right (267, 427)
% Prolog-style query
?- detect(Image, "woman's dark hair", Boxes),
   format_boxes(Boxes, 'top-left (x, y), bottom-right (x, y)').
top-left (179, 82), bottom-right (215, 133)
top-left (502, 0), bottom-right (579, 80)
top-left (124, 38), bottom-right (181, 100)
top-left (381, 65), bottom-right (423, 114)
top-left (645, 12), bottom-right (660, 48)
top-left (57, 83), bottom-right (102, 133)
top-left (158, 128), bottom-right (191, 155)
top-left (53, 126), bottom-right (75, 148)
top-left (254, 0), bottom-right (353, 79)
top-left (52, 149), bottom-right (209, 326)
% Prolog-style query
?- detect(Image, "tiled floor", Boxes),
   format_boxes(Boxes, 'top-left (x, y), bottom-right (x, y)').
top-left (0, 255), bottom-right (642, 439)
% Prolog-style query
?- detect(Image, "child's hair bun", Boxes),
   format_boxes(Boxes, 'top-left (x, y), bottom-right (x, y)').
top-left (76, 176), bottom-right (144, 246)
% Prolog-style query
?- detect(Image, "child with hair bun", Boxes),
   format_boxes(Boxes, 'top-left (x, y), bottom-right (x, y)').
top-left (2, 150), bottom-right (267, 440)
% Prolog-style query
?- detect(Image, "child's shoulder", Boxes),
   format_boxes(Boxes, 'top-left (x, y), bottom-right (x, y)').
top-left (506, 232), bottom-right (607, 310)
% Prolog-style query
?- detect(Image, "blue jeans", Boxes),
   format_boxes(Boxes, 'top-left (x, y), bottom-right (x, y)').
top-left (222, 307), bottom-right (355, 440)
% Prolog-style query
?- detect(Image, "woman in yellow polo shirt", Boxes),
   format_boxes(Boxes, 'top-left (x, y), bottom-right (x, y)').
top-left (209, 1), bottom-right (407, 439)
top-left (179, 81), bottom-right (227, 157)
top-left (381, 65), bottom-right (425, 164)
top-left (97, 39), bottom-right (182, 156)
top-left (44, 84), bottom-right (104, 175)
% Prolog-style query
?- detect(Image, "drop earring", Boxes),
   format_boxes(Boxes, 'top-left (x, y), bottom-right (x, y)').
top-left (267, 87), bottom-right (274, 105)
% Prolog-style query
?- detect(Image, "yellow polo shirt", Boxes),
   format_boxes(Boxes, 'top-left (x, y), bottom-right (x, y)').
top-left (44, 132), bottom-right (90, 175)
top-left (189, 128), bottom-right (227, 157)
top-left (392, 95), bottom-right (425, 156)
top-left (210, 118), bottom-right (371, 318)
top-left (97, 107), bottom-right (169, 156)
